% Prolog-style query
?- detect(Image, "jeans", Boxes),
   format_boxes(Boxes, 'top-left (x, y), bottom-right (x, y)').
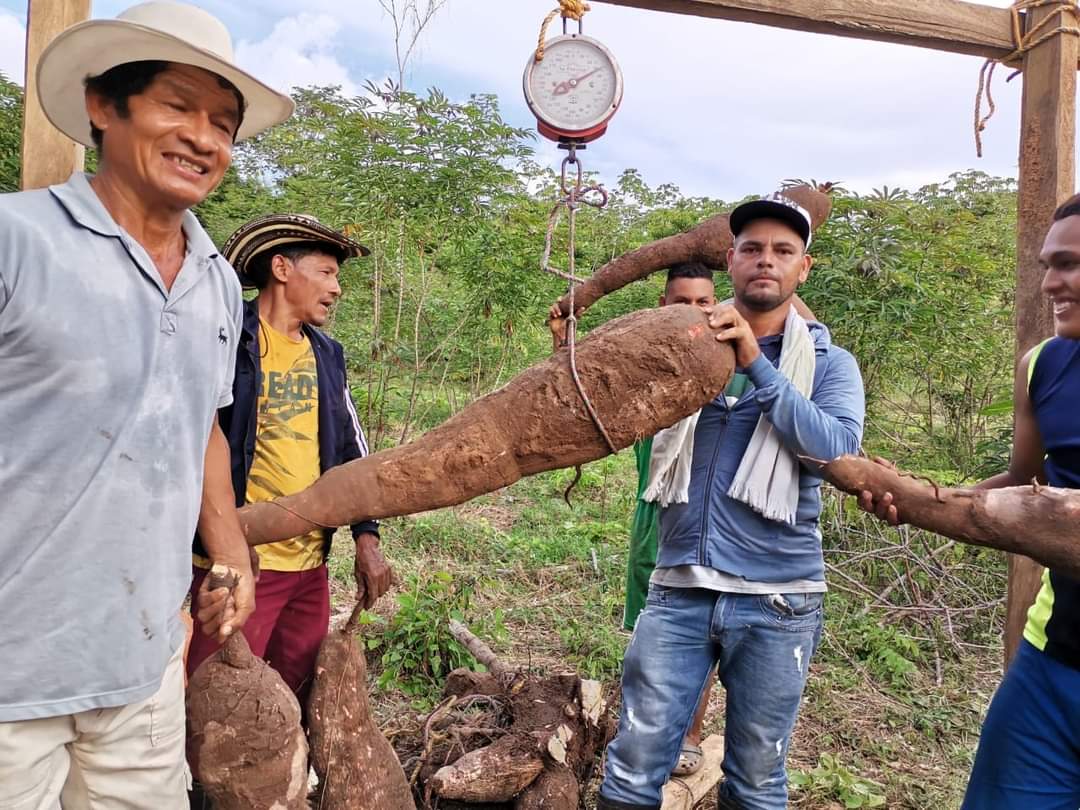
top-left (599, 585), bottom-right (823, 810)
top-left (187, 564), bottom-right (331, 705)
top-left (962, 640), bottom-right (1080, 809)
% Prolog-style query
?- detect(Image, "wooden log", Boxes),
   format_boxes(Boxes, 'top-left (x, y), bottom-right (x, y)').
top-left (239, 305), bottom-right (736, 545)
top-left (661, 734), bottom-right (725, 810)
top-left (1007, 4), bottom-right (1077, 666)
top-left (594, 0), bottom-right (1017, 60)
top-left (21, 0), bottom-right (89, 190)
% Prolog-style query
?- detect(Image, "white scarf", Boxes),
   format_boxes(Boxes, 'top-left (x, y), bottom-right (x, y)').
top-left (644, 304), bottom-right (816, 524)
top-left (727, 305), bottom-right (816, 524)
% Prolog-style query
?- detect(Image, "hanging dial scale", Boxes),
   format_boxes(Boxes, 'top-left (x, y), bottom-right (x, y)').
top-left (523, 3), bottom-right (624, 144)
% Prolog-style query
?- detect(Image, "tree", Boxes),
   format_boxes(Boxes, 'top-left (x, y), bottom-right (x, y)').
top-left (0, 74), bottom-right (23, 193)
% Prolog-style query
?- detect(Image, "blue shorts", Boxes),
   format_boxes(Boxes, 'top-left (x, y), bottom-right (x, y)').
top-left (962, 640), bottom-right (1080, 809)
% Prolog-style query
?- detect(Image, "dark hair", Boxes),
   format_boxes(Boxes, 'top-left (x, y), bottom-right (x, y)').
top-left (666, 261), bottom-right (714, 285)
top-left (1053, 193), bottom-right (1080, 222)
top-left (84, 60), bottom-right (245, 149)
top-left (247, 242), bottom-right (345, 289)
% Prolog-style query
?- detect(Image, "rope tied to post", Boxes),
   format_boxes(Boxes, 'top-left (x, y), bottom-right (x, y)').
top-left (536, 0), bottom-right (591, 62)
top-left (975, 0), bottom-right (1080, 157)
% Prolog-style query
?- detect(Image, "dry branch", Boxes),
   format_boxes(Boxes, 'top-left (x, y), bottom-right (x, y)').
top-left (449, 619), bottom-right (511, 679)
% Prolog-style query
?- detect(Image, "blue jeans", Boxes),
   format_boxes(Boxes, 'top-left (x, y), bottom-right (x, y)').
top-left (962, 640), bottom-right (1080, 809)
top-left (599, 585), bottom-right (823, 810)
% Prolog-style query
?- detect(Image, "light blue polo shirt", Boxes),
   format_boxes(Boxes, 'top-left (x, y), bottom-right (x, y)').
top-left (0, 173), bottom-right (243, 721)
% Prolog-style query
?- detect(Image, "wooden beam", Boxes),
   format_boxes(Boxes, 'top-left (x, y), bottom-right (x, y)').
top-left (661, 734), bottom-right (725, 810)
top-left (594, 0), bottom-right (1018, 60)
top-left (1006, 4), bottom-right (1076, 666)
top-left (20, 0), bottom-right (91, 190)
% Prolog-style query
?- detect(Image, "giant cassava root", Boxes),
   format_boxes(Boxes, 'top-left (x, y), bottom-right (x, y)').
top-left (814, 455), bottom-right (1080, 578)
top-left (239, 304), bottom-right (736, 545)
top-left (548, 183), bottom-right (834, 323)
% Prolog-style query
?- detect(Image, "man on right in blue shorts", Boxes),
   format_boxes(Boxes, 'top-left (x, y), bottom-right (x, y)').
top-left (862, 193), bottom-right (1080, 808)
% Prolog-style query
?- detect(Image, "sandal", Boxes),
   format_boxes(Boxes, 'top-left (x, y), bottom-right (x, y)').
top-left (672, 742), bottom-right (704, 777)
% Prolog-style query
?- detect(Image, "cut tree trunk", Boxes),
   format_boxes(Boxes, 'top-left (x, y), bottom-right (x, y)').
top-left (307, 604), bottom-right (416, 810)
top-left (239, 305), bottom-right (735, 545)
top-left (813, 455), bottom-right (1080, 578)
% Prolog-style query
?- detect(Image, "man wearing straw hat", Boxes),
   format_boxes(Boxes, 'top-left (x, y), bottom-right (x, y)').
top-left (186, 214), bottom-right (392, 705)
top-left (0, 3), bottom-right (292, 806)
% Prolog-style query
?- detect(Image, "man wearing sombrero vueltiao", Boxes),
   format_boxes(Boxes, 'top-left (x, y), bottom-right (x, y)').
top-left (0, 3), bottom-right (292, 805)
top-left (187, 215), bottom-right (393, 711)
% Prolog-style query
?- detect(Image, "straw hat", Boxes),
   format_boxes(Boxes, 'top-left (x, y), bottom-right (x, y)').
top-left (36, 1), bottom-right (295, 147)
top-left (223, 214), bottom-right (370, 289)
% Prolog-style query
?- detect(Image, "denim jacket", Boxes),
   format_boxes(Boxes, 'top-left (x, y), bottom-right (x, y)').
top-left (657, 321), bottom-right (864, 583)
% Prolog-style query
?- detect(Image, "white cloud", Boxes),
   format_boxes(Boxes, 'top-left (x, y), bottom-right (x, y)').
top-left (235, 12), bottom-right (361, 97)
top-left (0, 12), bottom-right (25, 85)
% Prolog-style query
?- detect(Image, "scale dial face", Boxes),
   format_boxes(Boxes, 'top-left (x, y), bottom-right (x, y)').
top-left (523, 34), bottom-right (623, 138)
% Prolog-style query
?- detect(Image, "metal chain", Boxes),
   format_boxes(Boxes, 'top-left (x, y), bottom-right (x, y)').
top-left (541, 144), bottom-right (617, 456)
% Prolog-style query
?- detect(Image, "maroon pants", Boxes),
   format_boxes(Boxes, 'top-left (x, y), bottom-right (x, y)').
top-left (187, 564), bottom-right (331, 704)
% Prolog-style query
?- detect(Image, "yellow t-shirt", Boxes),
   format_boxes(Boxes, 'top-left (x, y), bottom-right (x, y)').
top-left (246, 319), bottom-right (325, 571)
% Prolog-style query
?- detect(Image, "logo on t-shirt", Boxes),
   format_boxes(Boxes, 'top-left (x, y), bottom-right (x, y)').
top-left (218, 326), bottom-right (228, 345)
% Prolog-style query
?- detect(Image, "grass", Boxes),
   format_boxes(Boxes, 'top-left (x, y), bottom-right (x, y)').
top-left (327, 449), bottom-right (1000, 809)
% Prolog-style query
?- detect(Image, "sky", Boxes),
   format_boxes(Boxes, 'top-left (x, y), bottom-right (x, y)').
top-left (0, 0), bottom-right (1047, 200)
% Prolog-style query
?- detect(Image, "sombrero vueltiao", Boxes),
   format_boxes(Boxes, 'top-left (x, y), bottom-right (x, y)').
top-left (222, 214), bottom-right (371, 289)
top-left (36, 1), bottom-right (295, 147)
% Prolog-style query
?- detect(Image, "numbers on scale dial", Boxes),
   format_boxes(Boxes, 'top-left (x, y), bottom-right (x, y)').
top-left (531, 41), bottom-right (615, 128)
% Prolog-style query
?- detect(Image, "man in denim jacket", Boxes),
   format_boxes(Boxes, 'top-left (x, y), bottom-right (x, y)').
top-left (598, 194), bottom-right (865, 810)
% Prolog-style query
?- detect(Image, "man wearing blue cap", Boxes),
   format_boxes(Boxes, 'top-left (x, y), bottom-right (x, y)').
top-left (598, 193), bottom-right (865, 810)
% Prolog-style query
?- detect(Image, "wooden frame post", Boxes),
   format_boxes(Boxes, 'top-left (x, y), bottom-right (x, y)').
top-left (20, 0), bottom-right (91, 190)
top-left (1006, 3), bottom-right (1077, 665)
